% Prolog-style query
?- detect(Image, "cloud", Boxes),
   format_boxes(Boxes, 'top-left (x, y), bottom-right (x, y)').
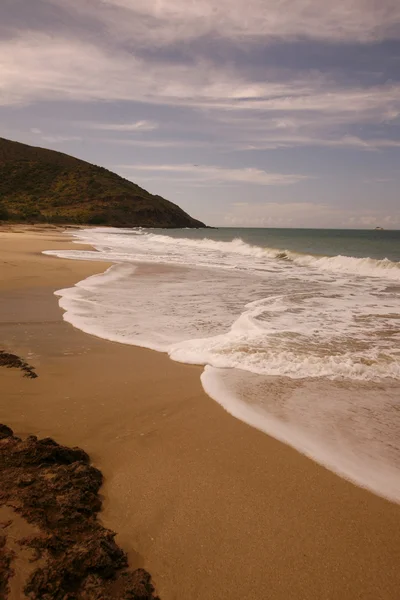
top-left (39, 134), bottom-right (83, 143)
top-left (236, 135), bottom-right (400, 151)
top-left (363, 177), bottom-right (395, 184)
top-left (0, 33), bottom-right (311, 108)
top-left (2, 32), bottom-right (400, 162)
top-left (84, 120), bottom-right (158, 131)
top-left (30, 127), bottom-right (82, 143)
top-left (117, 163), bottom-right (310, 185)
top-left (2, 33), bottom-right (400, 118)
top-left (200, 105), bottom-right (400, 151)
top-left (101, 138), bottom-right (212, 148)
top-left (1, 26), bottom-right (399, 163)
top-left (218, 201), bottom-right (400, 228)
top-left (46, 0), bottom-right (400, 45)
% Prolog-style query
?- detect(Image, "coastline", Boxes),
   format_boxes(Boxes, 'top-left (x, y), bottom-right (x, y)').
top-left (1, 226), bottom-right (400, 599)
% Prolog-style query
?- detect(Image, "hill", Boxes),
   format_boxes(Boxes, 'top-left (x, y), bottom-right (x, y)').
top-left (0, 137), bottom-right (205, 228)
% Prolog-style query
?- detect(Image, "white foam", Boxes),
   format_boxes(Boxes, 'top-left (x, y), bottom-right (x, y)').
top-left (47, 228), bottom-right (400, 382)
top-left (290, 252), bottom-right (400, 281)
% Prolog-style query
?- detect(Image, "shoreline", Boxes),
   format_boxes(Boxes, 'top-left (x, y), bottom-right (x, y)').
top-left (1, 225), bottom-right (400, 599)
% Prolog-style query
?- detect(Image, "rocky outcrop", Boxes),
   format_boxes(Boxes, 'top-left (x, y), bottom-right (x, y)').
top-left (0, 426), bottom-right (159, 599)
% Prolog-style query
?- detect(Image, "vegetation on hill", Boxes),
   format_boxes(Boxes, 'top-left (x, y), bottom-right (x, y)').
top-left (0, 137), bottom-right (205, 228)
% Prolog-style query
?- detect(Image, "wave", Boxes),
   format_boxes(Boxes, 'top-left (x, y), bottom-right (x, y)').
top-left (107, 230), bottom-right (400, 281)
top-left (170, 335), bottom-right (400, 381)
top-left (62, 229), bottom-right (400, 282)
top-left (161, 235), bottom-right (400, 280)
top-left (288, 251), bottom-right (400, 280)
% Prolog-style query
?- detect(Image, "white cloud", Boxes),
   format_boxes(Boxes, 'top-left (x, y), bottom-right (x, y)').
top-left (236, 134), bottom-right (400, 151)
top-left (2, 33), bottom-right (400, 121)
top-left (39, 134), bottom-right (83, 143)
top-left (84, 120), bottom-right (158, 131)
top-left (204, 85), bottom-right (400, 117)
top-left (117, 163), bottom-right (310, 185)
top-left (0, 34), bottom-right (311, 108)
top-left (101, 138), bottom-right (212, 148)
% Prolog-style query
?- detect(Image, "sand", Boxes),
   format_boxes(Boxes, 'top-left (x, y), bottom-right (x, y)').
top-left (1, 225), bottom-right (400, 600)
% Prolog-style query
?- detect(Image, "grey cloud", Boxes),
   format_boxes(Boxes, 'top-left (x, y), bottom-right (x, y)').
top-left (44, 0), bottom-right (400, 45)
top-left (0, 0), bottom-right (103, 40)
top-left (1, 30), bottom-right (399, 153)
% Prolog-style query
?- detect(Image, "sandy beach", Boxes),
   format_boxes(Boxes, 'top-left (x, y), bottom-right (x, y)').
top-left (1, 226), bottom-right (400, 600)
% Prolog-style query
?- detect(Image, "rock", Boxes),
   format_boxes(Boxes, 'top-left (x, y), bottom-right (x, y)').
top-left (0, 351), bottom-right (38, 378)
top-left (0, 427), bottom-right (159, 599)
top-left (0, 533), bottom-right (14, 599)
top-left (0, 425), bottom-right (13, 440)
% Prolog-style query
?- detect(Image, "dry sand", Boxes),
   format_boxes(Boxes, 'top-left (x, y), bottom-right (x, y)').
top-left (1, 225), bottom-right (400, 599)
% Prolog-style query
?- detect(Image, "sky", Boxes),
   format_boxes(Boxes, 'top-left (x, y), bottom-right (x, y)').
top-left (1, 0), bottom-right (400, 228)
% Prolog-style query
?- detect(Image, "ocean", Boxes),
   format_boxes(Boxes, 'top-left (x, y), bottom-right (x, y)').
top-left (45, 227), bottom-right (400, 502)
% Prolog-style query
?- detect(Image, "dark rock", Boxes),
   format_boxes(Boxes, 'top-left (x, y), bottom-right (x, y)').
top-left (0, 427), bottom-right (159, 599)
top-left (0, 350), bottom-right (38, 378)
top-left (0, 424), bottom-right (13, 439)
top-left (0, 533), bottom-right (14, 598)
top-left (16, 474), bottom-right (36, 487)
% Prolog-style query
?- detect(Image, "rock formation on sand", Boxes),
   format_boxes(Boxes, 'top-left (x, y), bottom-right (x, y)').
top-left (0, 425), bottom-right (159, 599)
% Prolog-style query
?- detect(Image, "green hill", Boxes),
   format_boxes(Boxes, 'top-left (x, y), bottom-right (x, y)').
top-left (0, 137), bottom-right (205, 228)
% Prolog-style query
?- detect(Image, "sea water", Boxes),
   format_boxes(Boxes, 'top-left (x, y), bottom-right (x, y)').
top-left (45, 227), bottom-right (400, 502)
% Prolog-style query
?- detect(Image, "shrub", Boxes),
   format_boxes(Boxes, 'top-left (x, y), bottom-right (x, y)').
top-left (0, 203), bottom-right (9, 220)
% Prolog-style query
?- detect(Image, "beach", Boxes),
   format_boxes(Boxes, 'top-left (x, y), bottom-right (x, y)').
top-left (1, 226), bottom-right (400, 599)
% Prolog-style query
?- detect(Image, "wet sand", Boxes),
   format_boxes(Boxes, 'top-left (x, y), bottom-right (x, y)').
top-left (1, 226), bottom-right (400, 599)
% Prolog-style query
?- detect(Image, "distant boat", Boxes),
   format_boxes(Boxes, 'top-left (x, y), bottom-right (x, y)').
top-left (374, 226), bottom-right (384, 230)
